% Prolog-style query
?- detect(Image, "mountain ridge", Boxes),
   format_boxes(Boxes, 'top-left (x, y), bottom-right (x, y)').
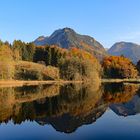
top-left (34, 27), bottom-right (107, 60)
top-left (108, 41), bottom-right (140, 63)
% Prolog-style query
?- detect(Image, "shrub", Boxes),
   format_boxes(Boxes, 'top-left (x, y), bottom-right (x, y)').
top-left (14, 61), bottom-right (59, 80)
top-left (0, 62), bottom-right (15, 80)
top-left (59, 57), bottom-right (83, 81)
top-left (42, 66), bottom-right (59, 80)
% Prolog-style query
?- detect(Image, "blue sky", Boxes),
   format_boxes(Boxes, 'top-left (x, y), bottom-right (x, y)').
top-left (0, 0), bottom-right (140, 48)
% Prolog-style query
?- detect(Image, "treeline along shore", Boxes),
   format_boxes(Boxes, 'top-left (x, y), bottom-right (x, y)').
top-left (1, 39), bottom-right (140, 85)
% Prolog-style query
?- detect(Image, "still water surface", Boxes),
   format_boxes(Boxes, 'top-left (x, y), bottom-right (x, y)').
top-left (0, 82), bottom-right (140, 140)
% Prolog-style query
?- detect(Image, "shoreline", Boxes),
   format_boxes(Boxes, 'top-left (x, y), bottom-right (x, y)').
top-left (101, 79), bottom-right (140, 83)
top-left (1, 78), bottom-right (140, 87)
top-left (0, 80), bottom-right (83, 87)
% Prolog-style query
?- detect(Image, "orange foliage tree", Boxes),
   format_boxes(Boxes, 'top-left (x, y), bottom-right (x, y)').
top-left (102, 56), bottom-right (138, 78)
top-left (59, 47), bottom-right (101, 81)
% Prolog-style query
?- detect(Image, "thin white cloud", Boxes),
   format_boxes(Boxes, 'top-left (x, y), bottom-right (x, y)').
top-left (118, 31), bottom-right (140, 40)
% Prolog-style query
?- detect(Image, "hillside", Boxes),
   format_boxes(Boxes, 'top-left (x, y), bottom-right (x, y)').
top-left (34, 27), bottom-right (107, 60)
top-left (108, 42), bottom-right (140, 64)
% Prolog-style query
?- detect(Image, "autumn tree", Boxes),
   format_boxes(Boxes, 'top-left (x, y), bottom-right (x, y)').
top-left (136, 60), bottom-right (140, 75)
top-left (102, 56), bottom-right (138, 78)
top-left (0, 44), bottom-right (15, 79)
top-left (12, 40), bottom-right (26, 60)
top-left (12, 40), bottom-right (35, 61)
top-left (59, 48), bottom-right (101, 81)
top-left (0, 40), bottom-right (3, 46)
top-left (0, 44), bottom-right (13, 61)
top-left (25, 43), bottom-right (36, 61)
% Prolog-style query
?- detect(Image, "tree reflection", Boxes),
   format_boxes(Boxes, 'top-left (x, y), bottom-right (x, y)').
top-left (103, 83), bottom-right (139, 103)
top-left (0, 82), bottom-right (139, 133)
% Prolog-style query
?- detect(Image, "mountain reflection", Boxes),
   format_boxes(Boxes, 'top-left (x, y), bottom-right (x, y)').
top-left (0, 82), bottom-right (140, 133)
top-left (109, 84), bottom-right (140, 116)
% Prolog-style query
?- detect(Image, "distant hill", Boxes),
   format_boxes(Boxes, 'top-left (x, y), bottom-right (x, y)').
top-left (34, 27), bottom-right (107, 60)
top-left (108, 42), bottom-right (140, 64)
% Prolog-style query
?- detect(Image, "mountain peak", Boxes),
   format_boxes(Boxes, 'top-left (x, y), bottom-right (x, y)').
top-left (51, 27), bottom-right (75, 34)
top-left (63, 27), bottom-right (75, 32)
top-left (36, 36), bottom-right (46, 41)
top-left (34, 36), bottom-right (48, 46)
top-left (34, 27), bottom-right (107, 60)
top-left (49, 27), bottom-right (75, 39)
top-left (108, 41), bottom-right (140, 63)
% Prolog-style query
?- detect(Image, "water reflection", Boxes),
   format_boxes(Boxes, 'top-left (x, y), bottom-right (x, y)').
top-left (0, 82), bottom-right (140, 133)
top-left (110, 84), bottom-right (140, 116)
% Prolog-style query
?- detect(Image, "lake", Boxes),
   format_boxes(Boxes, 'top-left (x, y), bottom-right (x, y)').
top-left (0, 82), bottom-right (140, 140)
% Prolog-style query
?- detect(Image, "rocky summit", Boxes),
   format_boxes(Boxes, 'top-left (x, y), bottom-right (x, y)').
top-left (34, 27), bottom-right (107, 60)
